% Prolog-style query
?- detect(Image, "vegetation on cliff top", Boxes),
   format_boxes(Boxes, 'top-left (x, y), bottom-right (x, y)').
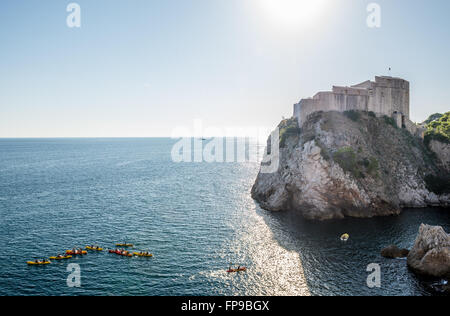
top-left (424, 112), bottom-right (450, 146)
top-left (423, 113), bottom-right (444, 125)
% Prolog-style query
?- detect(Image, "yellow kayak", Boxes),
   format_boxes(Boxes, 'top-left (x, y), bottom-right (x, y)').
top-left (86, 246), bottom-right (103, 251)
top-left (116, 244), bottom-right (133, 247)
top-left (27, 261), bottom-right (51, 265)
top-left (133, 252), bottom-right (153, 257)
top-left (340, 233), bottom-right (350, 241)
top-left (49, 256), bottom-right (72, 260)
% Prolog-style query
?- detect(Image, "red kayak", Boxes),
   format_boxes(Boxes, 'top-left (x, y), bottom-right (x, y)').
top-left (109, 250), bottom-right (132, 257)
top-left (227, 267), bottom-right (247, 273)
top-left (66, 250), bottom-right (87, 256)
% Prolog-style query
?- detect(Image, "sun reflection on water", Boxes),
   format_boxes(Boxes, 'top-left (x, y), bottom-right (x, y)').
top-left (204, 178), bottom-right (310, 296)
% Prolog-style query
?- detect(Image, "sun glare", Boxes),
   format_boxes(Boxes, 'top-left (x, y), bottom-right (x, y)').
top-left (260, 0), bottom-right (328, 28)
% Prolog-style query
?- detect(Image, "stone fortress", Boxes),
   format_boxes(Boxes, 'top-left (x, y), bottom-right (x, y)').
top-left (294, 76), bottom-right (423, 137)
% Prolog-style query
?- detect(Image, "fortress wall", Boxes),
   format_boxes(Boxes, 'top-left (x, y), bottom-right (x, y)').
top-left (404, 119), bottom-right (425, 138)
top-left (316, 92), bottom-right (336, 111)
top-left (393, 112), bottom-right (403, 128)
top-left (294, 76), bottom-right (411, 131)
top-left (296, 99), bottom-right (320, 126)
top-left (332, 86), bottom-right (369, 96)
top-left (332, 93), bottom-right (369, 112)
top-left (295, 91), bottom-right (370, 126)
top-left (293, 102), bottom-right (302, 121)
top-left (369, 86), bottom-right (389, 114)
top-left (370, 77), bottom-right (410, 118)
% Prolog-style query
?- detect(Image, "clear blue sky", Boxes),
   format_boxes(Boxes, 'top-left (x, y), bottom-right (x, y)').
top-left (0, 0), bottom-right (449, 137)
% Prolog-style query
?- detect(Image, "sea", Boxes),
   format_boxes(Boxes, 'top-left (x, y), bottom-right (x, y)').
top-left (0, 138), bottom-right (448, 296)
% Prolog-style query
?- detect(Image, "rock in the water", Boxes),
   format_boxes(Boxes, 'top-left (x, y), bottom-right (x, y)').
top-left (381, 245), bottom-right (409, 259)
top-left (407, 224), bottom-right (450, 278)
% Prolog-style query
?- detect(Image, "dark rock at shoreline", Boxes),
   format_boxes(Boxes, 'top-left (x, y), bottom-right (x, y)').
top-left (407, 224), bottom-right (450, 278)
top-left (381, 245), bottom-right (410, 259)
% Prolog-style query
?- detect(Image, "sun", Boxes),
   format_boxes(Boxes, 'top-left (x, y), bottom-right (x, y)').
top-left (260, 0), bottom-right (328, 28)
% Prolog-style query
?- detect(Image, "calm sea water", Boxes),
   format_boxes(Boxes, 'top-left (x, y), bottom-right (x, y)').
top-left (0, 138), bottom-right (448, 296)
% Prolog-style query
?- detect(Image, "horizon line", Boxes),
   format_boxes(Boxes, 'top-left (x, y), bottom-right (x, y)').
top-left (0, 136), bottom-right (264, 139)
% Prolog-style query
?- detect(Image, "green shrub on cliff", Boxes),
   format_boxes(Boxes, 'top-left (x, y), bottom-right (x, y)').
top-left (279, 118), bottom-right (301, 148)
top-left (344, 110), bottom-right (361, 122)
top-left (424, 112), bottom-right (450, 146)
top-left (333, 147), bottom-right (363, 178)
top-left (383, 115), bottom-right (398, 128)
top-left (423, 113), bottom-right (443, 125)
top-left (333, 147), bottom-right (379, 179)
top-left (365, 157), bottom-right (379, 177)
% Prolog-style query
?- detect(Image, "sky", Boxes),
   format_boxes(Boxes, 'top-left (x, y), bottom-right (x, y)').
top-left (0, 0), bottom-right (449, 137)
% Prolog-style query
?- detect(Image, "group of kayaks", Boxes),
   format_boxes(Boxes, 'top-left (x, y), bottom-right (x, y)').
top-left (27, 243), bottom-right (153, 265)
top-left (27, 243), bottom-right (248, 274)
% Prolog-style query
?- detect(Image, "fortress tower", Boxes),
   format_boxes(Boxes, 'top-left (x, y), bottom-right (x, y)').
top-left (293, 76), bottom-right (421, 136)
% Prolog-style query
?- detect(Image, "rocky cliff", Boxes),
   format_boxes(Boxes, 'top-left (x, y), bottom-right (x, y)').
top-left (252, 111), bottom-right (450, 220)
top-left (429, 140), bottom-right (450, 172)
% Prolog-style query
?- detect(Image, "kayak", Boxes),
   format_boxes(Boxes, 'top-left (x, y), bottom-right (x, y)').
top-left (86, 246), bottom-right (103, 251)
top-left (66, 250), bottom-right (87, 255)
top-left (340, 234), bottom-right (350, 242)
top-left (49, 256), bottom-right (72, 260)
top-left (227, 267), bottom-right (247, 273)
top-left (116, 244), bottom-right (133, 247)
top-left (133, 252), bottom-right (153, 257)
top-left (109, 250), bottom-right (133, 257)
top-left (27, 261), bottom-right (51, 265)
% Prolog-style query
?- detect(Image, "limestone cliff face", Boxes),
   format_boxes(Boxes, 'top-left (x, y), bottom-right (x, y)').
top-left (430, 140), bottom-right (450, 172)
top-left (252, 111), bottom-right (450, 220)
